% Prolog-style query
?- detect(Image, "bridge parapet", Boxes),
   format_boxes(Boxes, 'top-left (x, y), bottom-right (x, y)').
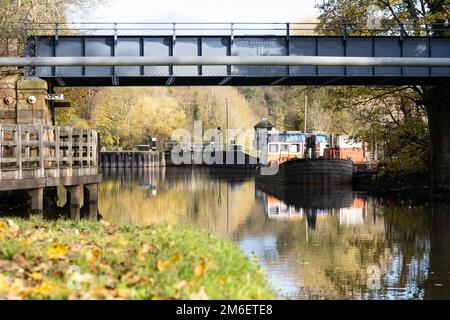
top-left (2, 21), bottom-right (449, 37)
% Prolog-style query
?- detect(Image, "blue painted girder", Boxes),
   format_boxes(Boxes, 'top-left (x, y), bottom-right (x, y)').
top-left (29, 35), bottom-right (450, 86)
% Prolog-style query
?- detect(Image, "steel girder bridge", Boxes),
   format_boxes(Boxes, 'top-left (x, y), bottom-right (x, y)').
top-left (1, 22), bottom-right (450, 86)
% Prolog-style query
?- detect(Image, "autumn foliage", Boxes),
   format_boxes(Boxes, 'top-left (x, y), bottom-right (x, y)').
top-left (0, 218), bottom-right (274, 300)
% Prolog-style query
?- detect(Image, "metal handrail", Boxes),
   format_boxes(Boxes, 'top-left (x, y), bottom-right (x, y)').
top-left (0, 124), bottom-right (98, 181)
top-left (0, 21), bottom-right (448, 36)
top-left (2, 56), bottom-right (450, 67)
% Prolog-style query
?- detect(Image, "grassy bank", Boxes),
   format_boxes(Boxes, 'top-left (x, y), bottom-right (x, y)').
top-left (0, 218), bottom-right (274, 300)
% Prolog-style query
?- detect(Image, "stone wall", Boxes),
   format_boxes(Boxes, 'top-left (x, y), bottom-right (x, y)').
top-left (0, 72), bottom-right (52, 125)
top-left (0, 72), bottom-right (18, 124)
top-left (427, 84), bottom-right (450, 198)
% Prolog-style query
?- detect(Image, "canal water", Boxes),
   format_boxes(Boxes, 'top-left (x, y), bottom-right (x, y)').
top-left (99, 167), bottom-right (450, 300)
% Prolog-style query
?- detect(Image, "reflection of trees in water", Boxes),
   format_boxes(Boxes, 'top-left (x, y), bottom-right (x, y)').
top-left (247, 187), bottom-right (434, 299)
top-left (424, 203), bottom-right (450, 300)
top-left (375, 199), bottom-right (432, 299)
top-left (99, 168), bottom-right (257, 236)
top-left (99, 169), bottom-right (449, 299)
top-left (306, 209), bottom-right (317, 229)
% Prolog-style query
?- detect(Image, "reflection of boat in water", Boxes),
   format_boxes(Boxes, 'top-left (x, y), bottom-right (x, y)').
top-left (258, 191), bottom-right (335, 228)
top-left (338, 197), bottom-right (365, 225)
top-left (266, 195), bottom-right (304, 221)
top-left (206, 167), bottom-right (255, 181)
top-left (256, 182), bottom-right (366, 228)
top-left (256, 181), bottom-right (353, 209)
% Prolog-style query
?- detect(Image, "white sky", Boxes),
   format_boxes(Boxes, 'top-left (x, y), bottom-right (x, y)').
top-left (71, 0), bottom-right (319, 22)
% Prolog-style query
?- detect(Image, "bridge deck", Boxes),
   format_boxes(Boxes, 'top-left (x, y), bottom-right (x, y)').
top-left (29, 35), bottom-right (450, 86)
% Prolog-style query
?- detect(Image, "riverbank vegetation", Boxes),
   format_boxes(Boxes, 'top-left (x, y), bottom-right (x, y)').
top-left (0, 218), bottom-right (274, 299)
top-left (58, 83), bottom-right (431, 183)
top-left (59, 87), bottom-right (260, 149)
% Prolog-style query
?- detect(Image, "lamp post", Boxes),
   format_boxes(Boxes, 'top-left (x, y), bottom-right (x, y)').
top-left (304, 90), bottom-right (308, 133)
top-left (225, 98), bottom-right (229, 151)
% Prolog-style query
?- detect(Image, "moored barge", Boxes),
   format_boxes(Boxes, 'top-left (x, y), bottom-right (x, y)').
top-left (256, 158), bottom-right (353, 185)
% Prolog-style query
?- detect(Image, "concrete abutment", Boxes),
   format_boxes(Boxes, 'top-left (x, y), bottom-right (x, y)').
top-left (426, 83), bottom-right (450, 199)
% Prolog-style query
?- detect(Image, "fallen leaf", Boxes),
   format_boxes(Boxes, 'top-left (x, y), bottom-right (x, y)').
top-left (171, 252), bottom-right (182, 263)
top-left (121, 272), bottom-right (141, 285)
top-left (100, 220), bottom-right (111, 227)
top-left (118, 237), bottom-right (129, 246)
top-left (0, 273), bottom-right (10, 292)
top-left (140, 244), bottom-right (156, 255)
top-left (194, 260), bottom-right (206, 276)
top-left (6, 219), bottom-right (19, 233)
top-left (190, 287), bottom-right (209, 300)
top-left (86, 249), bottom-right (101, 263)
top-left (217, 275), bottom-right (226, 284)
top-left (100, 220), bottom-right (116, 235)
top-left (106, 225), bottom-right (116, 235)
top-left (138, 244), bottom-right (157, 261)
top-left (157, 260), bottom-right (171, 272)
top-left (10, 278), bottom-right (33, 299)
top-left (175, 280), bottom-right (188, 290)
top-left (47, 242), bottom-right (68, 260)
top-left (157, 252), bottom-right (183, 271)
top-left (30, 272), bottom-right (43, 281)
top-left (13, 254), bottom-right (28, 268)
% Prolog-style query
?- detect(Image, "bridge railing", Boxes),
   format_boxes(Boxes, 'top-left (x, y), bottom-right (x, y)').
top-left (1, 21), bottom-right (448, 58)
top-left (0, 124), bottom-right (99, 181)
top-left (1, 21), bottom-right (449, 38)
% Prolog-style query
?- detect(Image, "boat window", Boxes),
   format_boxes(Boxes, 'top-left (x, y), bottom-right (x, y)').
top-left (269, 205), bottom-right (279, 214)
top-left (280, 144), bottom-right (289, 153)
top-left (290, 144), bottom-right (300, 153)
top-left (269, 144), bottom-right (279, 154)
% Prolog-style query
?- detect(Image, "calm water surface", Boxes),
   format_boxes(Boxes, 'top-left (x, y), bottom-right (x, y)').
top-left (100, 167), bottom-right (450, 300)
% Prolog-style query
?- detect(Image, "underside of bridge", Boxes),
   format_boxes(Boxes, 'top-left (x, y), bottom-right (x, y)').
top-left (38, 75), bottom-right (450, 87)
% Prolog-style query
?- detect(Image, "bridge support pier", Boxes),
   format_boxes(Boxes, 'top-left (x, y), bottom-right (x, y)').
top-left (427, 84), bottom-right (450, 199)
top-left (66, 185), bottom-right (81, 221)
top-left (83, 183), bottom-right (99, 220)
top-left (26, 187), bottom-right (43, 218)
